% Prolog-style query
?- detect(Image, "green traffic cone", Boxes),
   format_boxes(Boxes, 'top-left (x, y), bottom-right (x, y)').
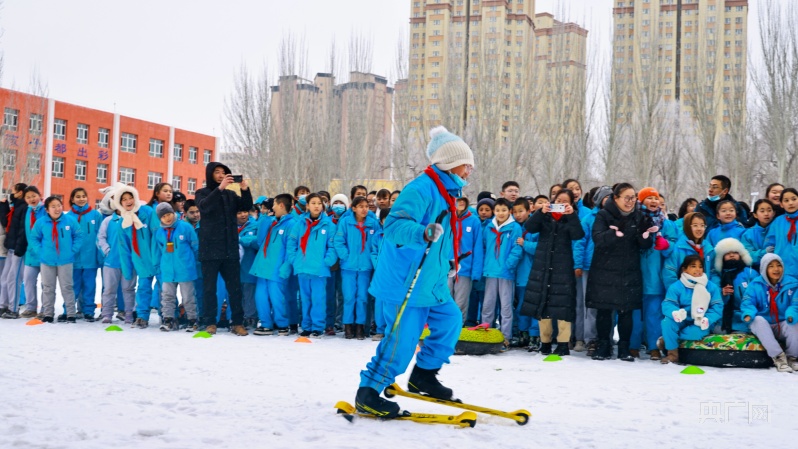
top-left (193, 331), bottom-right (212, 339)
top-left (542, 354), bottom-right (562, 362)
top-left (105, 325), bottom-right (123, 332)
top-left (680, 365), bottom-right (705, 375)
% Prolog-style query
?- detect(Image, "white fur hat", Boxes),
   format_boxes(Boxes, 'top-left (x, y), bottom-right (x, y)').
top-left (111, 184), bottom-right (141, 214)
top-left (331, 193), bottom-right (351, 208)
top-left (714, 238), bottom-right (753, 274)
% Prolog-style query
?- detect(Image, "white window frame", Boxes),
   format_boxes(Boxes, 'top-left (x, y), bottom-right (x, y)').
top-left (98, 128), bottom-right (110, 148)
top-left (96, 163), bottom-right (108, 184)
top-left (121, 133), bottom-right (137, 153)
top-left (149, 138), bottom-right (164, 158)
top-left (54, 119), bottom-right (67, 140)
top-left (119, 167), bottom-right (135, 186)
top-left (3, 108), bottom-right (18, 131)
top-left (173, 143), bottom-right (183, 162)
top-left (52, 156), bottom-right (65, 178)
top-left (147, 171), bottom-right (163, 190)
top-left (77, 123), bottom-right (89, 144)
top-left (75, 159), bottom-right (87, 181)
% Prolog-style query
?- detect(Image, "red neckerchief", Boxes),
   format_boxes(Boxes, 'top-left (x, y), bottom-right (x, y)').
top-left (131, 226), bottom-right (141, 257)
top-left (51, 218), bottom-right (60, 255)
top-left (237, 222), bottom-right (247, 234)
top-left (262, 221), bottom-right (278, 257)
top-left (423, 166), bottom-right (460, 276)
top-left (71, 206), bottom-right (92, 223)
top-left (5, 205), bottom-right (13, 233)
top-left (355, 220), bottom-right (368, 253)
top-left (551, 212), bottom-right (563, 221)
top-left (787, 215), bottom-right (797, 244)
top-left (458, 211), bottom-right (472, 222)
top-left (490, 226), bottom-right (503, 258)
top-left (689, 240), bottom-right (704, 262)
top-left (300, 217), bottom-right (322, 255)
top-left (769, 283), bottom-right (781, 333)
top-left (166, 227), bottom-right (174, 243)
top-left (30, 208), bottom-right (37, 229)
top-left (293, 204), bottom-right (303, 215)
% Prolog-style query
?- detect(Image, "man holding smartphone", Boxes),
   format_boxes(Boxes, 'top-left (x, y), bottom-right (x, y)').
top-left (194, 162), bottom-right (253, 336)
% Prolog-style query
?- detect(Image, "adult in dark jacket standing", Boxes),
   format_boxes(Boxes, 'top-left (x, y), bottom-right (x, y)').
top-left (586, 183), bottom-right (656, 361)
top-left (521, 189), bottom-right (585, 356)
top-left (0, 183), bottom-right (28, 318)
top-left (194, 162), bottom-right (253, 335)
top-left (695, 175), bottom-right (750, 230)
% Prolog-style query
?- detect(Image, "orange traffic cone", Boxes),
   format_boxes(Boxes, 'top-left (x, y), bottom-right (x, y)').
top-left (26, 318), bottom-right (44, 326)
top-left (294, 337), bottom-right (312, 343)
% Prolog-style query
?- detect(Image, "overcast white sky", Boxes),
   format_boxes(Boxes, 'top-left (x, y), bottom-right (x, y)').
top-left (0, 0), bottom-right (758, 143)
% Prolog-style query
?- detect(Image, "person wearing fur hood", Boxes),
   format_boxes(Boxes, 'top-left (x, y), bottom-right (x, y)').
top-left (713, 238), bottom-right (758, 334)
top-left (97, 184), bottom-right (137, 324)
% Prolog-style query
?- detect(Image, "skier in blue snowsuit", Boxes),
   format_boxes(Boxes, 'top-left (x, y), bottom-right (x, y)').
top-left (355, 126), bottom-right (475, 418)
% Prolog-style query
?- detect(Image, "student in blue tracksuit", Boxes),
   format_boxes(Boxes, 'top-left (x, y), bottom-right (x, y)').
top-left (19, 187), bottom-right (46, 318)
top-left (290, 185), bottom-right (310, 218)
top-left (448, 196), bottom-right (483, 324)
top-left (481, 198), bottom-right (523, 345)
top-left (512, 198), bottom-right (539, 350)
top-left (237, 209), bottom-right (259, 328)
top-left (742, 199), bottom-right (776, 268)
top-left (251, 194), bottom-right (296, 336)
top-left (356, 126), bottom-right (474, 418)
top-left (764, 188), bottom-right (798, 277)
top-left (713, 238), bottom-right (758, 334)
top-left (705, 199), bottom-right (746, 248)
top-left (114, 185), bottom-right (159, 329)
top-left (662, 212), bottom-right (715, 290)
top-left (67, 187), bottom-right (104, 321)
top-left (183, 199), bottom-right (203, 320)
top-left (287, 193), bottom-right (337, 338)
top-left (334, 196), bottom-right (378, 340)
top-left (153, 202), bottom-right (199, 331)
top-left (659, 255), bottom-right (723, 364)
top-left (740, 253), bottom-right (798, 372)
top-left (98, 203), bottom-right (135, 324)
top-left (465, 197), bottom-right (494, 326)
top-left (31, 196), bottom-right (84, 323)
top-left (327, 193), bottom-right (350, 334)
top-left (369, 207), bottom-right (390, 340)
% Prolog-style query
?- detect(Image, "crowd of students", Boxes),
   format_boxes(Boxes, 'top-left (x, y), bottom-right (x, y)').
top-left (0, 167), bottom-right (795, 373)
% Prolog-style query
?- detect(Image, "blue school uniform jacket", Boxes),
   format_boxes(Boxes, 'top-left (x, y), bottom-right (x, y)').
top-left (741, 223), bottom-right (769, 266)
top-left (287, 213), bottom-right (337, 277)
top-left (370, 227), bottom-right (385, 270)
top-left (706, 221), bottom-right (746, 249)
top-left (515, 230), bottom-right (539, 287)
top-left (367, 165), bottom-right (460, 307)
top-left (30, 213), bottom-right (84, 266)
top-left (662, 235), bottom-right (715, 289)
top-left (481, 217), bottom-right (523, 280)
top-left (576, 200), bottom-right (592, 220)
top-left (67, 205), bottom-right (104, 270)
top-left (334, 214), bottom-right (379, 272)
top-left (154, 220), bottom-right (199, 283)
top-left (23, 204), bottom-right (47, 267)
top-left (238, 218), bottom-right (259, 284)
top-left (250, 214), bottom-right (296, 282)
top-left (99, 214), bottom-right (123, 269)
top-left (451, 210), bottom-right (483, 280)
top-left (187, 220), bottom-right (202, 280)
top-left (118, 205), bottom-right (159, 280)
top-left (740, 275), bottom-right (798, 325)
top-left (640, 220), bottom-right (678, 296)
top-left (662, 278), bottom-right (723, 326)
top-left (573, 207), bottom-right (597, 272)
top-left (764, 211), bottom-right (798, 275)
top-left (723, 267), bottom-right (759, 332)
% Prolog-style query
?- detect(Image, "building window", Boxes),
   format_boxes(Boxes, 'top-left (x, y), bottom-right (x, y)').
top-left (203, 149), bottom-right (212, 165)
top-left (76, 123), bottom-right (89, 144)
top-left (2, 150), bottom-right (16, 171)
top-left (75, 160), bottom-right (87, 181)
top-left (172, 176), bottom-right (182, 192)
top-left (98, 128), bottom-right (110, 148)
top-left (54, 119), bottom-right (67, 140)
top-left (26, 153), bottom-right (41, 174)
top-left (121, 133), bottom-right (137, 153)
top-left (149, 138), bottom-right (164, 158)
top-left (119, 167), bottom-right (135, 186)
top-left (187, 178), bottom-right (197, 195)
top-left (147, 171), bottom-right (163, 190)
top-left (94, 199), bottom-right (101, 210)
top-left (29, 113), bottom-right (43, 134)
top-left (97, 163), bottom-right (108, 184)
top-left (52, 156), bottom-right (65, 178)
top-left (173, 143), bottom-right (183, 162)
top-left (189, 146), bottom-right (198, 164)
top-left (3, 108), bottom-right (18, 131)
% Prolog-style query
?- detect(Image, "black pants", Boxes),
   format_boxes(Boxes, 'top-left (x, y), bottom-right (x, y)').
top-left (596, 309), bottom-right (633, 343)
top-left (201, 258), bottom-right (244, 326)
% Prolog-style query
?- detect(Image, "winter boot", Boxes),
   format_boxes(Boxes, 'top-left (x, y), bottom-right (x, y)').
top-left (788, 356), bottom-right (798, 372)
top-left (186, 319), bottom-right (198, 333)
top-left (66, 316), bottom-right (76, 323)
top-left (539, 342), bottom-right (552, 355)
top-left (408, 365), bottom-right (455, 401)
top-left (617, 341), bottom-right (635, 362)
top-left (661, 350), bottom-right (679, 365)
top-left (42, 316), bottom-right (54, 323)
top-left (310, 331), bottom-right (322, 338)
top-left (205, 324), bottom-right (217, 335)
top-left (133, 318), bottom-right (148, 329)
top-left (372, 333), bottom-right (384, 341)
top-left (519, 331), bottom-right (530, 348)
top-left (231, 325), bottom-right (249, 336)
top-left (648, 349), bottom-right (662, 361)
top-left (629, 349), bottom-right (640, 359)
top-left (554, 343), bottom-right (570, 356)
top-left (586, 340), bottom-right (598, 357)
top-left (1, 310), bottom-right (18, 319)
top-left (325, 326), bottom-right (336, 336)
top-left (253, 327), bottom-right (273, 336)
top-left (772, 353), bottom-right (794, 373)
top-left (573, 340), bottom-right (586, 352)
top-left (355, 324), bottom-right (365, 340)
top-left (160, 317), bottom-right (176, 332)
top-left (83, 314), bottom-right (95, 323)
top-left (115, 311), bottom-right (126, 322)
top-left (344, 324), bottom-right (355, 339)
top-left (20, 309), bottom-right (38, 319)
top-left (0, 307), bottom-right (7, 316)
top-left (57, 314), bottom-right (68, 323)
top-left (527, 336), bottom-right (541, 352)
top-left (277, 327), bottom-right (289, 336)
top-left (592, 340), bottom-right (612, 361)
top-left (101, 317), bottom-right (112, 324)
top-left (289, 324), bottom-right (299, 335)
top-left (355, 387), bottom-right (400, 419)
top-left (300, 330), bottom-right (312, 337)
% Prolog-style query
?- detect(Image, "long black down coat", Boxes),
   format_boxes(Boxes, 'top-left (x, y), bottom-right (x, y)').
top-left (521, 209), bottom-right (585, 322)
top-left (194, 162), bottom-right (253, 262)
top-left (585, 199), bottom-right (654, 311)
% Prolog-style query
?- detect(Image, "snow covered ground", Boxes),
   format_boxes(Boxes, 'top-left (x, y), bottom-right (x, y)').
top-left (1, 300), bottom-right (796, 448)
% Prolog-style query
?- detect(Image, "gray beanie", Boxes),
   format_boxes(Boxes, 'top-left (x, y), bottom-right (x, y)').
top-left (593, 186), bottom-right (613, 209)
top-left (156, 202), bottom-right (175, 220)
top-left (476, 198), bottom-right (495, 210)
top-left (427, 126), bottom-right (475, 171)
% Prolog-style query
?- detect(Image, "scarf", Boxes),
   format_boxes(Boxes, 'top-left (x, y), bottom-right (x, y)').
top-left (720, 259), bottom-right (746, 331)
top-left (787, 215), bottom-right (797, 244)
top-left (688, 240), bottom-right (704, 262)
top-left (680, 272), bottom-right (710, 327)
top-left (120, 210), bottom-right (145, 257)
top-left (768, 283), bottom-right (782, 333)
top-left (551, 212), bottom-right (563, 221)
top-left (355, 221), bottom-right (368, 253)
top-left (71, 205), bottom-right (92, 223)
top-left (641, 204), bottom-right (665, 229)
top-left (5, 203), bottom-right (13, 233)
top-left (30, 208), bottom-right (37, 229)
top-left (300, 217), bottom-right (322, 255)
top-left (51, 216), bottom-right (61, 255)
top-left (262, 221), bottom-right (278, 257)
top-left (424, 166), bottom-right (461, 276)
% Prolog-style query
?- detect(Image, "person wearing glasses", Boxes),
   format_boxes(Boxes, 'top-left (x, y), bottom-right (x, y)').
top-left (662, 212), bottom-right (715, 290)
top-left (695, 175), bottom-right (751, 231)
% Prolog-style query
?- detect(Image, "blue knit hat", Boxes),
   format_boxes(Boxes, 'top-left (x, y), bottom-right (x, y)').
top-left (426, 126), bottom-right (475, 171)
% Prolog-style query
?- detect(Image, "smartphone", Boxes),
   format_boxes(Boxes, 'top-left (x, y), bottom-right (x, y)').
top-left (232, 175), bottom-right (244, 183)
top-left (550, 203), bottom-right (566, 213)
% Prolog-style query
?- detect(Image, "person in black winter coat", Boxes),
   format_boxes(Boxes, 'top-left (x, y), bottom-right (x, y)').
top-left (586, 183), bottom-right (657, 361)
top-left (194, 162), bottom-right (253, 335)
top-left (0, 183), bottom-right (28, 317)
top-left (521, 189), bottom-right (585, 356)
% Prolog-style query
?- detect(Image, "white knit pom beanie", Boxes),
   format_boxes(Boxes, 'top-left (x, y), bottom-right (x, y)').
top-left (426, 126), bottom-right (475, 171)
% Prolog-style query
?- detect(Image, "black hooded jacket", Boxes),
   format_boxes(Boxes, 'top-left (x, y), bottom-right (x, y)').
top-left (194, 162), bottom-right (253, 261)
top-left (4, 197), bottom-right (28, 254)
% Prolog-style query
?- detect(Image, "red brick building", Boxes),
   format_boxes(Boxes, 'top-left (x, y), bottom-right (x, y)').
top-left (0, 87), bottom-right (215, 206)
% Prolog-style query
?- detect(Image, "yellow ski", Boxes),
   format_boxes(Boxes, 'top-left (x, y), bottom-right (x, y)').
top-left (334, 401), bottom-right (476, 428)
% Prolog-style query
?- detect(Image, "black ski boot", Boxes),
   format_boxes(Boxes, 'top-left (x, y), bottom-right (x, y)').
top-left (355, 387), bottom-right (400, 419)
top-left (617, 341), bottom-right (635, 362)
top-left (527, 336), bottom-right (541, 352)
top-left (592, 340), bottom-right (612, 361)
top-left (539, 342), bottom-right (552, 355)
top-left (554, 343), bottom-right (570, 356)
top-left (519, 331), bottom-right (530, 348)
top-left (408, 365), bottom-right (455, 401)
